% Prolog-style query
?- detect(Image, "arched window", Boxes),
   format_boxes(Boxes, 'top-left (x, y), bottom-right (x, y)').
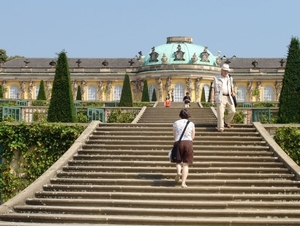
top-left (87, 85), bottom-right (97, 101)
top-left (9, 85), bottom-right (19, 99)
top-left (174, 83), bottom-right (185, 102)
top-left (113, 86), bottom-right (122, 101)
top-left (203, 84), bottom-right (210, 102)
top-left (148, 84), bottom-right (156, 101)
top-left (35, 85), bottom-right (40, 99)
top-left (263, 86), bottom-right (274, 101)
top-left (236, 86), bottom-right (246, 102)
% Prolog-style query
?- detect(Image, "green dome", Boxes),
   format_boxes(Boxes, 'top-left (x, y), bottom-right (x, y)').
top-left (142, 36), bottom-right (217, 66)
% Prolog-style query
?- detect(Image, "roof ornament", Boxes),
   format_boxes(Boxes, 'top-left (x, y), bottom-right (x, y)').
top-left (279, 59), bottom-right (285, 67)
top-left (191, 53), bottom-right (198, 64)
top-left (24, 59), bottom-right (30, 67)
top-left (128, 59), bottom-right (135, 66)
top-left (216, 51), bottom-right (222, 65)
top-left (200, 47), bottom-right (210, 62)
top-left (149, 47), bottom-right (159, 62)
top-left (252, 60), bottom-right (258, 68)
top-left (135, 51), bottom-right (144, 66)
top-left (49, 60), bottom-right (56, 67)
top-left (76, 59), bottom-right (82, 68)
top-left (174, 45), bottom-right (185, 61)
top-left (102, 60), bottom-right (109, 67)
top-left (161, 53), bottom-right (168, 64)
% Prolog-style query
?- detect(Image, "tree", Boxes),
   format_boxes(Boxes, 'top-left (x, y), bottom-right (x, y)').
top-left (119, 74), bottom-right (133, 107)
top-left (278, 37), bottom-right (300, 123)
top-left (141, 80), bottom-right (150, 102)
top-left (151, 89), bottom-right (157, 101)
top-left (201, 87), bottom-right (206, 102)
top-left (76, 85), bottom-right (82, 100)
top-left (47, 50), bottom-right (77, 122)
top-left (37, 80), bottom-right (46, 100)
top-left (0, 84), bottom-right (3, 98)
top-left (0, 49), bottom-right (8, 63)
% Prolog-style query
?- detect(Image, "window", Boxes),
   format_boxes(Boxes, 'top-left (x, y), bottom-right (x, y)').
top-left (113, 86), bottom-right (122, 101)
top-left (203, 84), bottom-right (210, 102)
top-left (87, 86), bottom-right (97, 101)
top-left (263, 86), bottom-right (274, 101)
top-left (236, 86), bottom-right (246, 102)
top-left (174, 83), bottom-right (185, 102)
top-left (148, 84), bottom-right (156, 101)
top-left (9, 85), bottom-right (19, 99)
top-left (35, 85), bottom-right (40, 99)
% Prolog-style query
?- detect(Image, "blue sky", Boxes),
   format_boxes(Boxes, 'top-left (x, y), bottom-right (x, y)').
top-left (2, 0), bottom-right (300, 59)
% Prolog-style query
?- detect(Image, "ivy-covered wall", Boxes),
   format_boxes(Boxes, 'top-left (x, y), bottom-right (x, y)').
top-left (0, 122), bottom-right (85, 202)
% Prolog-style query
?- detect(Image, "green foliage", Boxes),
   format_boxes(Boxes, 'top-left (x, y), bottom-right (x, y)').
top-left (274, 126), bottom-right (300, 164)
top-left (107, 109), bottom-right (137, 123)
top-left (141, 80), bottom-right (150, 102)
top-left (231, 110), bottom-right (246, 124)
top-left (0, 85), bottom-right (3, 98)
top-left (201, 87), bottom-right (206, 102)
top-left (0, 122), bottom-right (85, 202)
top-left (76, 85), bottom-right (82, 100)
top-left (151, 89), bottom-right (157, 101)
top-left (37, 80), bottom-right (47, 100)
top-left (133, 102), bottom-right (153, 107)
top-left (47, 50), bottom-right (77, 122)
top-left (0, 49), bottom-right (8, 62)
top-left (31, 100), bottom-right (48, 106)
top-left (77, 112), bottom-right (88, 123)
top-left (278, 37), bottom-right (300, 123)
top-left (119, 74), bottom-right (133, 107)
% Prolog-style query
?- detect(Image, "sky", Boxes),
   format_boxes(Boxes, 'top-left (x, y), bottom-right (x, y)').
top-left (1, 0), bottom-right (300, 59)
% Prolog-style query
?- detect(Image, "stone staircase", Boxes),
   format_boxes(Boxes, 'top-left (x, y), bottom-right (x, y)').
top-left (1, 106), bottom-right (300, 225)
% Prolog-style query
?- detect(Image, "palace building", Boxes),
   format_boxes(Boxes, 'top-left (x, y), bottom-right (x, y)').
top-left (0, 36), bottom-right (285, 104)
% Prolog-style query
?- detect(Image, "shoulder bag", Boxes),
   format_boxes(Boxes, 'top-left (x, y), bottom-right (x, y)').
top-left (169, 120), bottom-right (190, 163)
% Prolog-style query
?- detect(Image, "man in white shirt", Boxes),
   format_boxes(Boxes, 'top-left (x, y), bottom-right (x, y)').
top-left (210, 64), bottom-right (236, 132)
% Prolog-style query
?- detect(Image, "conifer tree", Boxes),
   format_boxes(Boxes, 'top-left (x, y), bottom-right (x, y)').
top-left (76, 85), bottom-right (82, 100)
top-left (278, 37), bottom-right (300, 123)
top-left (37, 80), bottom-right (46, 100)
top-left (151, 89), bottom-right (157, 101)
top-left (0, 84), bottom-right (3, 98)
top-left (141, 80), bottom-right (150, 102)
top-left (119, 74), bottom-right (133, 107)
top-left (201, 87), bottom-right (206, 102)
top-left (47, 50), bottom-right (77, 122)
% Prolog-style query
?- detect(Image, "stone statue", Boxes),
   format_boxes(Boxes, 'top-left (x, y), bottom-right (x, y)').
top-left (20, 81), bottom-right (26, 99)
top-left (81, 80), bottom-right (86, 98)
top-left (195, 77), bottom-right (202, 101)
top-left (165, 77), bottom-right (172, 92)
top-left (155, 78), bottom-right (163, 101)
top-left (98, 81), bottom-right (103, 101)
top-left (247, 81), bottom-right (253, 99)
top-left (256, 81), bottom-right (261, 101)
top-left (46, 81), bottom-right (52, 99)
top-left (106, 81), bottom-right (112, 101)
top-left (275, 81), bottom-right (281, 101)
top-left (28, 80), bottom-right (34, 99)
top-left (72, 80), bottom-right (78, 100)
top-left (186, 78), bottom-right (193, 94)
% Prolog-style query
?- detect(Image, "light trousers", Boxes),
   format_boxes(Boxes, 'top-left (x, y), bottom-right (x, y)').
top-left (216, 96), bottom-right (236, 130)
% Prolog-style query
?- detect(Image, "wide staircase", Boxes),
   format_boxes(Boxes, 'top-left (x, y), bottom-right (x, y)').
top-left (1, 104), bottom-right (300, 225)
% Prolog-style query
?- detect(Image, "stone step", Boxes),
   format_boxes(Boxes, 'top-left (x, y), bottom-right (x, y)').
top-left (77, 149), bottom-right (272, 156)
top-left (68, 160), bottom-right (284, 167)
top-left (62, 166), bottom-right (289, 174)
top-left (56, 171), bottom-right (294, 179)
top-left (12, 205), bottom-right (300, 218)
top-left (42, 184), bottom-right (300, 195)
top-left (3, 213), bottom-right (300, 225)
top-left (49, 178), bottom-right (300, 187)
top-left (72, 155), bottom-right (276, 162)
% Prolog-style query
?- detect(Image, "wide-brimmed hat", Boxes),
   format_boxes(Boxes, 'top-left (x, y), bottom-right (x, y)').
top-left (221, 63), bottom-right (231, 71)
